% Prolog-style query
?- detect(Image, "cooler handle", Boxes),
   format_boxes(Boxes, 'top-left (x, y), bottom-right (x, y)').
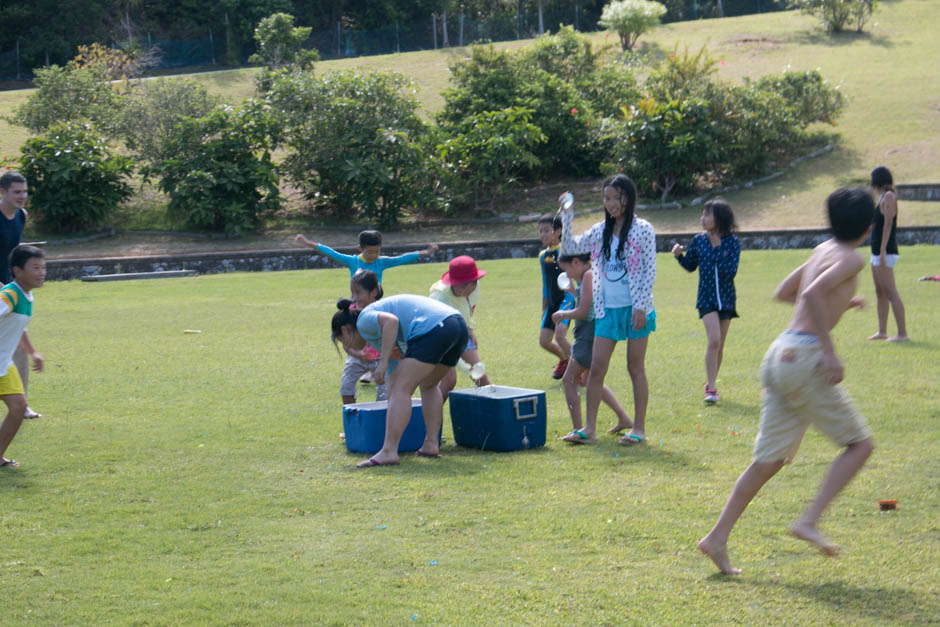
top-left (513, 397), bottom-right (538, 421)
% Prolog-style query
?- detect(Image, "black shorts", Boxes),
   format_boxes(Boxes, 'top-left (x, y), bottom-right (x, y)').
top-left (698, 308), bottom-right (739, 320)
top-left (403, 314), bottom-right (469, 367)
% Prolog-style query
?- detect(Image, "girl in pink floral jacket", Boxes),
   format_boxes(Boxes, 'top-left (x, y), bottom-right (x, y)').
top-left (560, 174), bottom-right (656, 446)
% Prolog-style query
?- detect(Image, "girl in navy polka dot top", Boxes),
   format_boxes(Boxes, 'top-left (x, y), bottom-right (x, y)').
top-left (672, 200), bottom-right (740, 404)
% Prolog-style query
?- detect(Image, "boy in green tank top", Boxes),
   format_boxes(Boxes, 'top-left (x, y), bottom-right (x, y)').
top-left (0, 245), bottom-right (45, 468)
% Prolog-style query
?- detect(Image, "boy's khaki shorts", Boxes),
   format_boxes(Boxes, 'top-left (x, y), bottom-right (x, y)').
top-left (753, 331), bottom-right (871, 464)
top-left (0, 362), bottom-right (24, 396)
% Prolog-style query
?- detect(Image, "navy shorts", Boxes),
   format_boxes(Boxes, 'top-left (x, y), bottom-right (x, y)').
top-left (541, 292), bottom-right (576, 331)
top-left (698, 308), bottom-right (739, 320)
top-left (404, 314), bottom-right (469, 367)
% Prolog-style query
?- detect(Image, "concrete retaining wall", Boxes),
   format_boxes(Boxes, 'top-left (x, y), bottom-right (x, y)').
top-left (897, 184), bottom-right (940, 201)
top-left (45, 226), bottom-right (940, 282)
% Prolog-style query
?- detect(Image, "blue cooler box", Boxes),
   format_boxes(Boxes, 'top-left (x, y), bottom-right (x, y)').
top-left (342, 398), bottom-right (426, 454)
top-left (448, 385), bottom-right (546, 452)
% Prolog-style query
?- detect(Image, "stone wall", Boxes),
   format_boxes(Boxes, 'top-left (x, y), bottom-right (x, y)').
top-left (45, 226), bottom-right (940, 282)
top-left (897, 184), bottom-right (940, 201)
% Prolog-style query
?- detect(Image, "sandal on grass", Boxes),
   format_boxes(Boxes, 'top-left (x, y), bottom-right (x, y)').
top-left (561, 429), bottom-right (596, 445)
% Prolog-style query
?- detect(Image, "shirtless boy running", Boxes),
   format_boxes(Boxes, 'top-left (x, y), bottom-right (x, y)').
top-left (698, 187), bottom-right (876, 575)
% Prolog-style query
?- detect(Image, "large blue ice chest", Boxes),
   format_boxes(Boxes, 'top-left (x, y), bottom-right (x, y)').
top-left (448, 385), bottom-right (546, 452)
top-left (342, 398), bottom-right (427, 454)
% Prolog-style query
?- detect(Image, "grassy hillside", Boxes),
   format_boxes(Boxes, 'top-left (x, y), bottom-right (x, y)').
top-left (1, 0), bottom-right (937, 238)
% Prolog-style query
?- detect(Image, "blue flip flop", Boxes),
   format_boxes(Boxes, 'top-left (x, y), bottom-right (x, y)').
top-left (618, 433), bottom-right (645, 446)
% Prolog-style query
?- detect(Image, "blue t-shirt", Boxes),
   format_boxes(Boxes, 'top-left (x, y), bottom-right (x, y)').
top-left (356, 294), bottom-right (460, 355)
top-left (315, 243), bottom-right (420, 282)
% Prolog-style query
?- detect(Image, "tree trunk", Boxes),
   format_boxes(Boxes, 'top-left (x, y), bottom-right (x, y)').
top-left (538, 0), bottom-right (544, 34)
top-left (458, 13), bottom-right (464, 46)
top-left (432, 13), bottom-right (438, 49)
top-left (442, 11), bottom-right (449, 47)
top-left (716, 0), bottom-right (725, 18)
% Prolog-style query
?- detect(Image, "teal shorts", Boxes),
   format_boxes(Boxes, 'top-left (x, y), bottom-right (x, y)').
top-left (595, 306), bottom-right (656, 341)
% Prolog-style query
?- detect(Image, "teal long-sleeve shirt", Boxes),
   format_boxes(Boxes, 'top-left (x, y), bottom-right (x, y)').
top-left (315, 243), bottom-right (421, 282)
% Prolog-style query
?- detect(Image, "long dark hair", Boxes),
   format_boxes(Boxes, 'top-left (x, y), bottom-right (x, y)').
top-left (601, 174), bottom-right (637, 261)
top-left (331, 298), bottom-right (360, 350)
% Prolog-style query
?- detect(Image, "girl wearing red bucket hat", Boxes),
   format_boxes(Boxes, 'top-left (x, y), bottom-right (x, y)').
top-left (430, 256), bottom-right (492, 400)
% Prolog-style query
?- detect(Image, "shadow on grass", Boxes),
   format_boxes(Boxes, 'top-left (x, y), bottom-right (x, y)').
top-left (755, 579), bottom-right (940, 623)
top-left (792, 29), bottom-right (894, 49)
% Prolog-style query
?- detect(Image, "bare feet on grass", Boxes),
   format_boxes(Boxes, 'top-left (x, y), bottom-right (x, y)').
top-left (697, 536), bottom-right (741, 575)
top-left (790, 522), bottom-right (839, 557)
top-left (607, 417), bottom-right (634, 434)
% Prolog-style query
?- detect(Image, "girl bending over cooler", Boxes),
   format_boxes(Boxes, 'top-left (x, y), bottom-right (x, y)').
top-left (672, 199), bottom-right (741, 404)
top-left (331, 294), bottom-right (468, 468)
top-left (553, 252), bottom-right (633, 442)
top-left (560, 174), bottom-right (656, 446)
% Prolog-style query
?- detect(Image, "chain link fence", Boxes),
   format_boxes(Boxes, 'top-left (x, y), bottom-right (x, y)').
top-left (0, 1), bottom-right (787, 83)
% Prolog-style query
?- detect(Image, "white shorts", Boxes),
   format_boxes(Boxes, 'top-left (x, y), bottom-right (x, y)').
top-left (753, 331), bottom-right (871, 464)
top-left (871, 254), bottom-right (899, 268)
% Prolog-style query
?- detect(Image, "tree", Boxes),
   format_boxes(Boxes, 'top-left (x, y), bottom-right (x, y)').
top-left (249, 12), bottom-right (317, 70)
top-left (790, 0), bottom-right (878, 33)
top-left (9, 63), bottom-right (121, 134)
top-left (598, 0), bottom-right (667, 51)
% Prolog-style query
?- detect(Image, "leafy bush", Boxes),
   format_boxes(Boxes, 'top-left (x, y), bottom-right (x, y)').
top-left (613, 97), bottom-right (720, 202)
top-left (523, 26), bottom-right (641, 119)
top-left (754, 69), bottom-right (845, 126)
top-left (112, 78), bottom-right (221, 173)
top-left (440, 46), bottom-right (600, 177)
top-left (19, 122), bottom-right (133, 232)
top-left (437, 107), bottom-right (546, 210)
top-left (523, 25), bottom-right (600, 85)
top-left (791, 0), bottom-right (878, 33)
top-left (599, 0), bottom-right (667, 51)
top-left (9, 64), bottom-right (121, 133)
top-left (266, 70), bottom-right (432, 226)
top-left (154, 103), bottom-right (280, 234)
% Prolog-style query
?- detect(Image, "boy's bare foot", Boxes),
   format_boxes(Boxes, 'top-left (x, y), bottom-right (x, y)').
top-left (607, 417), bottom-right (634, 434)
top-left (867, 333), bottom-right (887, 340)
top-left (790, 523), bottom-right (839, 557)
top-left (697, 536), bottom-right (741, 575)
top-left (886, 335), bottom-right (909, 342)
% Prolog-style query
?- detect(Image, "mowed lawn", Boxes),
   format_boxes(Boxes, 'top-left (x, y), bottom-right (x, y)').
top-left (3, 246), bottom-right (938, 623)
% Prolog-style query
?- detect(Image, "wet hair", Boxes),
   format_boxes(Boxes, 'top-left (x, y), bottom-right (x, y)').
top-left (358, 230), bottom-right (383, 247)
top-left (351, 269), bottom-right (383, 300)
top-left (0, 171), bottom-right (26, 190)
top-left (538, 213), bottom-right (562, 230)
top-left (9, 244), bottom-right (44, 272)
top-left (558, 252), bottom-right (591, 264)
top-left (870, 165), bottom-right (894, 191)
top-left (330, 298), bottom-right (360, 349)
top-left (704, 199), bottom-right (736, 236)
top-left (827, 187), bottom-right (875, 242)
top-left (601, 174), bottom-right (637, 261)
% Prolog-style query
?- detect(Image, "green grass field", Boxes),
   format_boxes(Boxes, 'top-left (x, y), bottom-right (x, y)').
top-left (2, 0), bottom-right (939, 243)
top-left (4, 246), bottom-right (938, 623)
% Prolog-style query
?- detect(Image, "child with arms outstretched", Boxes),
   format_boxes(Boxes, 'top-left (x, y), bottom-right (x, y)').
top-left (698, 187), bottom-right (876, 575)
top-left (553, 252), bottom-right (632, 442)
